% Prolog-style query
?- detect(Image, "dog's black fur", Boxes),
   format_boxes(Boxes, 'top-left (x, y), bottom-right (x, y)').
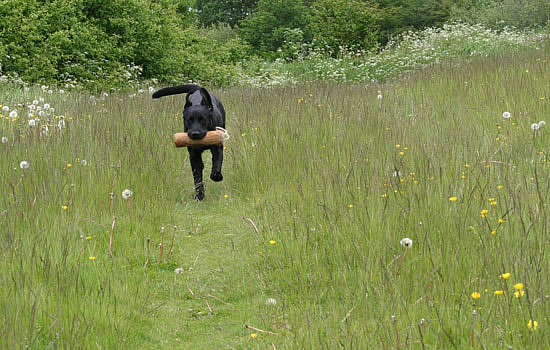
top-left (153, 84), bottom-right (225, 201)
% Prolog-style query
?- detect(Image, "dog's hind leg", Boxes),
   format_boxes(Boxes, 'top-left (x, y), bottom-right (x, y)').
top-left (210, 145), bottom-right (223, 182)
top-left (188, 148), bottom-right (205, 200)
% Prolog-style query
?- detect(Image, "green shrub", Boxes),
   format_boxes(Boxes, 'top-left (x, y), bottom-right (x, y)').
top-left (238, 0), bottom-right (311, 56)
top-left (0, 0), bottom-right (188, 89)
top-left (451, 0), bottom-right (550, 29)
top-left (309, 0), bottom-right (380, 54)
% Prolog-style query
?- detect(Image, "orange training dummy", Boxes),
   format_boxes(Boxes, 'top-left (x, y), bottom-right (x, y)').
top-left (174, 127), bottom-right (229, 147)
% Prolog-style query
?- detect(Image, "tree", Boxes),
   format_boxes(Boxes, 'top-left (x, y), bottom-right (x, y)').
top-left (195, 0), bottom-right (258, 27)
top-left (238, 0), bottom-right (310, 55)
top-left (309, 0), bottom-right (380, 53)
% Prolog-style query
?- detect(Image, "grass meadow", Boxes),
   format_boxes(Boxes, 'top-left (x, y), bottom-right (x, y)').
top-left (1, 44), bottom-right (550, 349)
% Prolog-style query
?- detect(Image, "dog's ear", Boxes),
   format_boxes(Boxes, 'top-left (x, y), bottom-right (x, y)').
top-left (185, 93), bottom-right (193, 108)
top-left (199, 88), bottom-right (213, 111)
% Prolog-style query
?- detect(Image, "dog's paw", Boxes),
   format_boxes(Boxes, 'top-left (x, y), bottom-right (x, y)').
top-left (194, 190), bottom-right (205, 201)
top-left (210, 171), bottom-right (223, 182)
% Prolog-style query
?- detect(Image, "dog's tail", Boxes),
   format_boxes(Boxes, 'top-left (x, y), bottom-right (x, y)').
top-left (152, 84), bottom-right (202, 99)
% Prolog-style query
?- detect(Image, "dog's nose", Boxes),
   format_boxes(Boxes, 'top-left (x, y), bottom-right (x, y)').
top-left (189, 131), bottom-right (203, 139)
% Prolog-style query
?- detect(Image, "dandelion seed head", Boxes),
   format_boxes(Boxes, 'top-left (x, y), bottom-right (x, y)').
top-left (9, 110), bottom-right (17, 118)
top-left (19, 161), bottom-right (29, 169)
top-left (1, 136), bottom-right (7, 144)
top-left (400, 237), bottom-right (413, 248)
top-left (265, 298), bottom-right (277, 306)
top-left (502, 111), bottom-right (511, 119)
top-left (531, 123), bottom-right (540, 131)
top-left (122, 189), bottom-right (133, 199)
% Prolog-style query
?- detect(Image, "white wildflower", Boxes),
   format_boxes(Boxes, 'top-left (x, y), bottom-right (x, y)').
top-left (81, 159), bottom-right (88, 166)
top-left (377, 94), bottom-right (383, 100)
top-left (531, 123), bottom-right (540, 131)
top-left (19, 161), bottom-right (30, 169)
top-left (2, 105), bottom-right (9, 112)
top-left (265, 298), bottom-right (277, 306)
top-left (28, 119), bottom-right (36, 127)
top-left (122, 189), bottom-right (133, 199)
top-left (400, 237), bottom-right (413, 248)
top-left (538, 120), bottom-right (546, 128)
top-left (1, 136), bottom-right (7, 144)
top-left (502, 111), bottom-right (511, 119)
top-left (174, 267), bottom-right (185, 274)
top-left (9, 110), bottom-right (17, 118)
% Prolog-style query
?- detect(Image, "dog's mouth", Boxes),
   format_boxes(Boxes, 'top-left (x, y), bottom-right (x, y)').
top-left (188, 131), bottom-right (206, 140)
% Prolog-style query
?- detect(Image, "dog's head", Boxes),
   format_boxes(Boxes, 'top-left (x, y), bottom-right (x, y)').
top-left (183, 88), bottom-right (213, 140)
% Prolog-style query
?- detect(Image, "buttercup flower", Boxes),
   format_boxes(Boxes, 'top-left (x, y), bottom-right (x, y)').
top-left (501, 272), bottom-right (511, 280)
top-left (528, 320), bottom-right (538, 331)
top-left (471, 292), bottom-right (481, 299)
top-left (494, 290), bottom-right (504, 295)
top-left (514, 283), bottom-right (523, 290)
top-left (449, 196), bottom-right (458, 202)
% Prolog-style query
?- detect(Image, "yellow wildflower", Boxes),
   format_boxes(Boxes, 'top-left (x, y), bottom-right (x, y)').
top-left (89, 256), bottom-right (96, 260)
top-left (514, 283), bottom-right (524, 290)
top-left (471, 292), bottom-right (481, 299)
top-left (501, 272), bottom-right (511, 280)
top-left (514, 290), bottom-right (525, 298)
top-left (269, 240), bottom-right (276, 245)
top-left (251, 333), bottom-right (258, 338)
top-left (449, 196), bottom-right (458, 202)
top-left (494, 290), bottom-right (504, 295)
top-left (528, 320), bottom-right (538, 331)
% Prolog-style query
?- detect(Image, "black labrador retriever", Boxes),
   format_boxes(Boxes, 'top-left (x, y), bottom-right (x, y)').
top-left (153, 84), bottom-right (225, 201)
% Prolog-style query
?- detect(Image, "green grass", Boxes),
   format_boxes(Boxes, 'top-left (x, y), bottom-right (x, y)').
top-left (2, 44), bottom-right (550, 349)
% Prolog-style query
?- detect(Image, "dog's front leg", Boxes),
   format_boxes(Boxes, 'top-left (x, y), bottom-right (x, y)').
top-left (210, 145), bottom-right (223, 182)
top-left (188, 148), bottom-right (205, 200)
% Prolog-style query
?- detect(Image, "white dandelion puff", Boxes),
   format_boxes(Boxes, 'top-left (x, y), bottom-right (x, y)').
top-left (400, 237), bottom-right (413, 248)
top-left (19, 161), bottom-right (30, 169)
top-left (9, 110), bottom-right (17, 118)
top-left (377, 94), bottom-right (383, 100)
top-left (43, 103), bottom-right (50, 110)
top-left (28, 119), bottom-right (36, 127)
top-left (502, 111), bottom-right (511, 119)
top-left (81, 159), bottom-right (88, 166)
top-left (32, 100), bottom-right (39, 105)
top-left (122, 189), bottom-right (133, 199)
top-left (2, 105), bottom-right (9, 112)
top-left (538, 120), bottom-right (546, 128)
top-left (1, 136), bottom-right (7, 144)
top-left (531, 123), bottom-right (540, 131)
top-left (174, 267), bottom-right (185, 274)
top-left (265, 298), bottom-right (277, 306)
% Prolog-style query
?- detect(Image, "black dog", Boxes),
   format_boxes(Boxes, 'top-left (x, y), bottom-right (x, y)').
top-left (153, 84), bottom-right (225, 201)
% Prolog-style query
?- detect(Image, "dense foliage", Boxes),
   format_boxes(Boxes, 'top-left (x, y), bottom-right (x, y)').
top-left (0, 0), bottom-right (547, 89)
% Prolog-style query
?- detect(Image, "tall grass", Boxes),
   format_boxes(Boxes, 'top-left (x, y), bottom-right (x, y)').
top-left (1, 44), bottom-right (550, 348)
